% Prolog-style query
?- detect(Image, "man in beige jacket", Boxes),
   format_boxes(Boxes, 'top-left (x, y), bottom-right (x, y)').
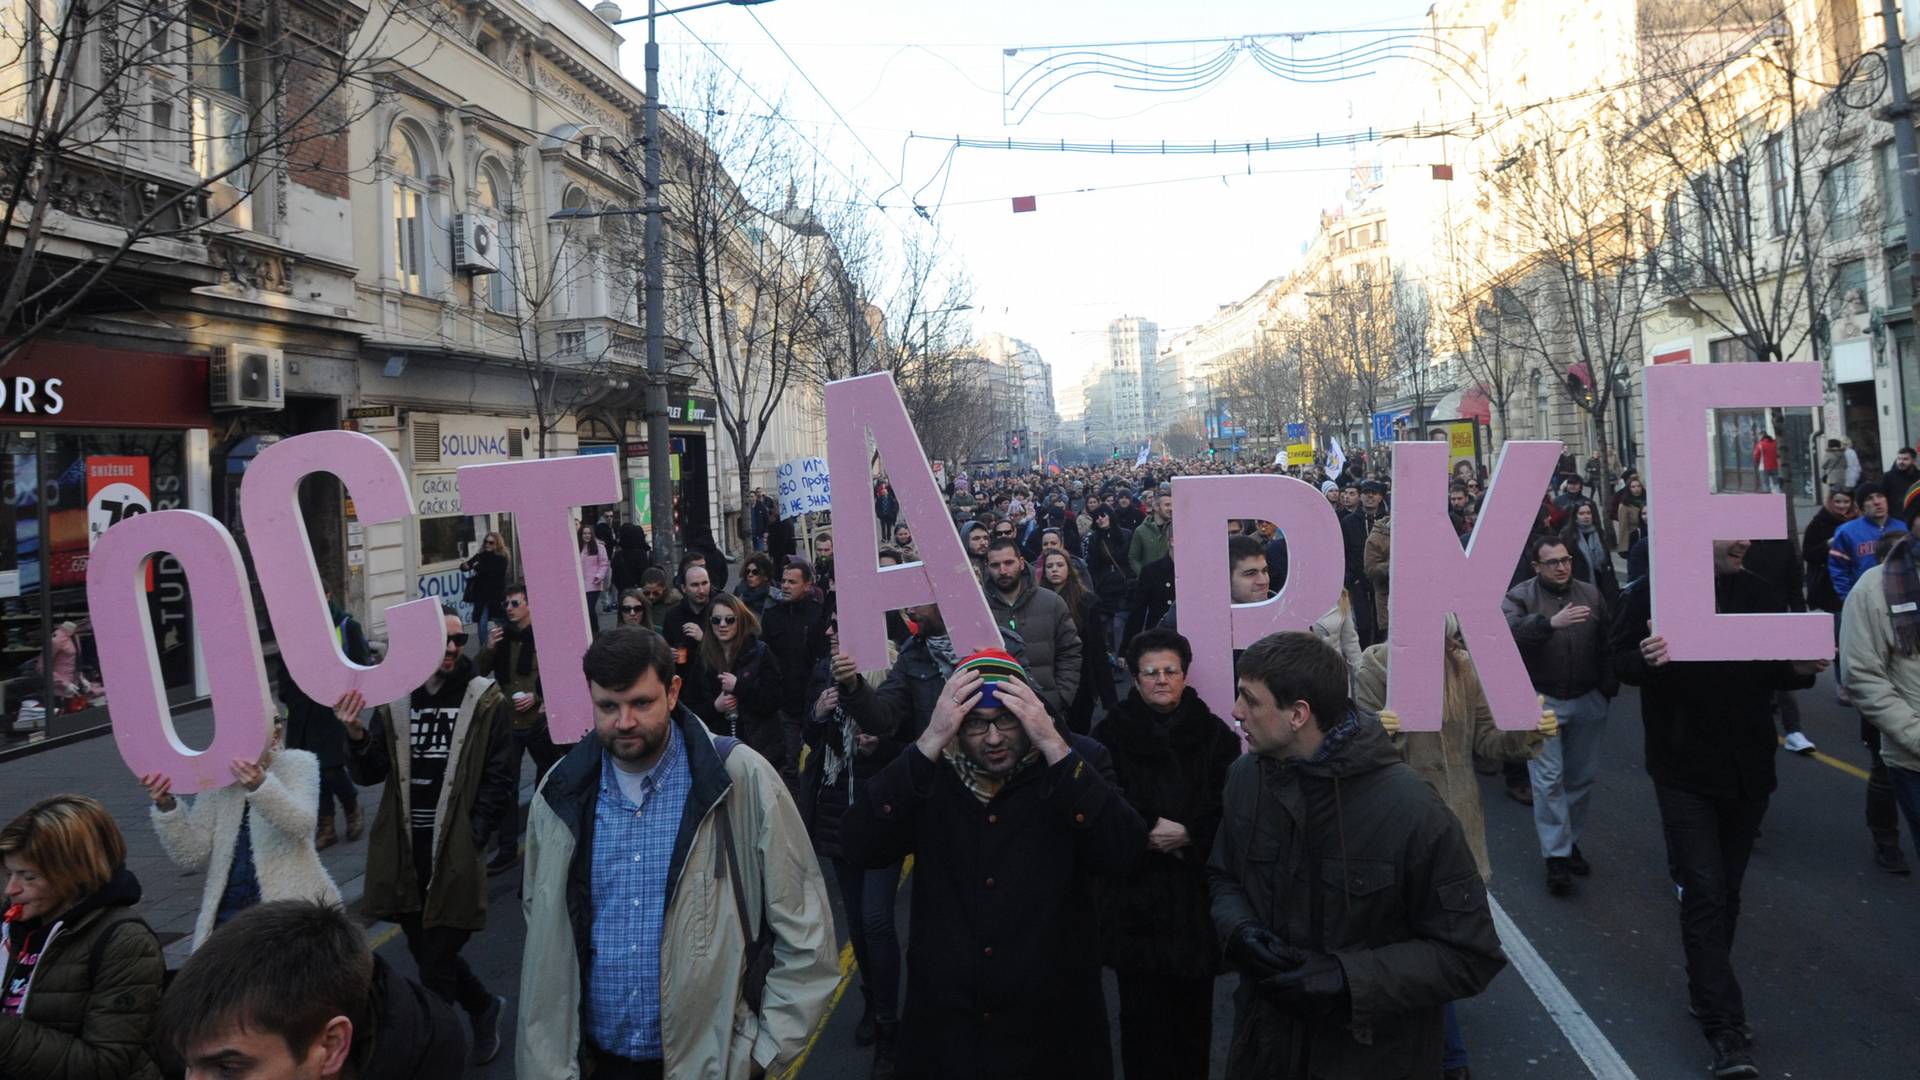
top-left (517, 627), bottom-right (838, 1079)
top-left (1837, 533), bottom-right (1920, 867)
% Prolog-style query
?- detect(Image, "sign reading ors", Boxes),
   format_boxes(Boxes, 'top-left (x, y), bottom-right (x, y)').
top-left (776, 456), bottom-right (831, 520)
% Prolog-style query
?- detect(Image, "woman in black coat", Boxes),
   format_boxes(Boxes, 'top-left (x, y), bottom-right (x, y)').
top-left (1092, 628), bottom-right (1241, 1080)
top-left (1084, 508), bottom-right (1134, 658)
top-left (458, 532), bottom-right (510, 645)
top-left (1041, 550), bottom-right (1116, 734)
top-left (685, 592), bottom-right (783, 767)
top-left (797, 623), bottom-right (906, 1059)
top-left (609, 523), bottom-right (652, 592)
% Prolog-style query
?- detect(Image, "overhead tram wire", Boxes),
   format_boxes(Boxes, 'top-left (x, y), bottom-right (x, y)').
top-left (744, 8), bottom-right (910, 207)
top-left (665, 13), bottom-right (921, 239)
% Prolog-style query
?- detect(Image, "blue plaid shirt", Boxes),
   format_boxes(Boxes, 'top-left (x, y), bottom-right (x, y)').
top-left (586, 722), bottom-right (691, 1061)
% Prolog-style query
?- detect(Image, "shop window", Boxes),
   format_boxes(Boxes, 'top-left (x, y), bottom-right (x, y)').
top-left (1826, 158), bottom-right (1862, 238)
top-left (419, 514), bottom-right (475, 567)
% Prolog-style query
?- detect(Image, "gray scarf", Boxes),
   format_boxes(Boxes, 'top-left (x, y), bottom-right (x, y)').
top-left (924, 634), bottom-right (961, 677)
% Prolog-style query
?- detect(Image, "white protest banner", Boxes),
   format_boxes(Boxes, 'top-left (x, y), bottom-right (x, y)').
top-left (1328, 437), bottom-right (1348, 478)
top-left (777, 456), bottom-right (833, 519)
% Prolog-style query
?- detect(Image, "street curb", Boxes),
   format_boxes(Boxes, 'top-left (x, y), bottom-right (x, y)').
top-left (0, 721), bottom-right (111, 763)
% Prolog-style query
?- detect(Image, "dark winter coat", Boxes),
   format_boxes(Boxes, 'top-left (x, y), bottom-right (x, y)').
top-left (1092, 688), bottom-right (1239, 977)
top-left (0, 866), bottom-right (164, 1080)
top-left (661, 596), bottom-right (712, 679)
top-left (1802, 507), bottom-right (1848, 612)
top-left (347, 659), bottom-right (516, 931)
top-left (1209, 721), bottom-right (1506, 1080)
top-left (281, 608), bottom-right (370, 770)
top-left (1084, 525), bottom-right (1135, 610)
top-left (1610, 573), bottom-right (1815, 801)
top-left (686, 639), bottom-right (785, 767)
top-left (357, 954), bottom-right (470, 1080)
top-left (797, 659), bottom-right (904, 862)
top-left (986, 578), bottom-right (1084, 718)
top-left (459, 550), bottom-right (509, 618)
top-left (760, 595), bottom-right (830, 713)
top-left (841, 737), bottom-right (1147, 1080)
top-left (875, 489), bottom-right (900, 525)
top-left (1502, 577), bottom-right (1619, 701)
top-left (610, 525), bottom-right (652, 592)
top-left (1128, 555), bottom-right (1178, 643)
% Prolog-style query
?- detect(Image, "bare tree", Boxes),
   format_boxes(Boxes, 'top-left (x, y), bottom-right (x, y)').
top-left (1483, 102), bottom-right (1655, 491)
top-left (667, 68), bottom-right (843, 547)
top-left (1389, 265), bottom-right (1444, 434)
top-left (0, 0), bottom-right (445, 363)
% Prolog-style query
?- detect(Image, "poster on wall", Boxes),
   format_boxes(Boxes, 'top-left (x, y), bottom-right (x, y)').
top-left (87, 456), bottom-right (153, 589)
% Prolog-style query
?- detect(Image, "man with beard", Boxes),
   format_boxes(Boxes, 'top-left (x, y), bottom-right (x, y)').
top-left (963, 521), bottom-right (992, 581)
top-left (517, 627), bottom-right (837, 1079)
top-left (762, 558), bottom-right (831, 776)
top-left (840, 660), bottom-right (1145, 1079)
top-left (335, 611), bottom-right (516, 1066)
top-left (1093, 628), bottom-right (1240, 1079)
top-left (984, 538), bottom-right (1083, 718)
top-left (1503, 536), bottom-right (1617, 897)
top-left (476, 581), bottom-right (556, 874)
top-left (662, 564), bottom-right (715, 682)
top-left (1127, 491), bottom-right (1174, 578)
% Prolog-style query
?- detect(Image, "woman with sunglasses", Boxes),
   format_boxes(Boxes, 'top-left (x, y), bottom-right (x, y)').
top-left (614, 588), bottom-right (652, 630)
top-left (688, 592), bottom-right (786, 768)
top-left (459, 532), bottom-right (511, 647)
top-left (734, 554), bottom-right (776, 617)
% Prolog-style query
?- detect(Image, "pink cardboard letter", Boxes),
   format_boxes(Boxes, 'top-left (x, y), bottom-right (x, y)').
top-left (826, 373), bottom-right (1000, 669)
top-left (1172, 474), bottom-right (1342, 725)
top-left (1645, 362), bottom-right (1831, 660)
top-left (88, 510), bottom-right (271, 794)
top-left (1388, 440), bottom-right (1560, 731)
top-left (457, 454), bottom-right (622, 742)
top-left (241, 431), bottom-right (444, 708)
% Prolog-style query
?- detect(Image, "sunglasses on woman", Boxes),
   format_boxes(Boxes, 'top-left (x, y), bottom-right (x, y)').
top-left (711, 615), bottom-right (738, 627)
top-left (620, 604), bottom-right (646, 615)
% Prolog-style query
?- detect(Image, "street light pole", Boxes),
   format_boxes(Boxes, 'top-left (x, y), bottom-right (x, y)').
top-left (640, 0), bottom-right (676, 565)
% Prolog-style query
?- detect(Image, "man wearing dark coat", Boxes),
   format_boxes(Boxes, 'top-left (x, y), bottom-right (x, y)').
top-left (841, 660), bottom-right (1145, 1080)
top-left (1210, 631), bottom-right (1506, 1079)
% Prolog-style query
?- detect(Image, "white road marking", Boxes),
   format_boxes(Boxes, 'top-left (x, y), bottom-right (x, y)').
top-left (1487, 891), bottom-right (1641, 1080)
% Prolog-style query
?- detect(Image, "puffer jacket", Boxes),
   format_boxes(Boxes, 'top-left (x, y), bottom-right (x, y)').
top-left (1502, 577), bottom-right (1618, 701)
top-left (1093, 688), bottom-right (1239, 977)
top-left (1127, 516), bottom-right (1172, 576)
top-left (1352, 646), bottom-right (1542, 880)
top-left (149, 747), bottom-right (342, 949)
top-left (986, 578), bottom-right (1084, 718)
top-left (515, 709), bottom-right (839, 1079)
top-left (1839, 559), bottom-right (1920, 773)
top-left (1208, 719), bottom-right (1506, 1080)
top-left (0, 866), bottom-right (164, 1080)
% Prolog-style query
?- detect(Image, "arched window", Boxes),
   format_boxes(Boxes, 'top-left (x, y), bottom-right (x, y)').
top-left (553, 186), bottom-right (594, 317)
top-left (475, 160), bottom-right (512, 311)
top-left (390, 124), bottom-right (429, 294)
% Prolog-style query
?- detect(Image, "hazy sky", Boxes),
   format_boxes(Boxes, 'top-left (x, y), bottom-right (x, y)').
top-left (630, 0), bottom-right (1434, 402)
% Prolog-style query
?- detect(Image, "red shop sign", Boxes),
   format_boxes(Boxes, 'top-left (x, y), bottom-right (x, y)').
top-left (0, 341), bottom-right (211, 429)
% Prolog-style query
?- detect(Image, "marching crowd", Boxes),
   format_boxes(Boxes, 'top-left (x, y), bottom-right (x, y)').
top-left (4, 445), bottom-right (1917, 1080)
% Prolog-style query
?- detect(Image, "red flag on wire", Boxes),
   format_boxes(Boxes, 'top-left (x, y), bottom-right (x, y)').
top-left (1011, 195), bottom-right (1037, 213)
top-left (1431, 164), bottom-right (1454, 180)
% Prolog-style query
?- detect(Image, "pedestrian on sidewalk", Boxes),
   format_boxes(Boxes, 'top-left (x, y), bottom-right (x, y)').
top-left (1, 794), bottom-right (166, 1080)
top-left (517, 627), bottom-right (838, 1080)
top-left (459, 532), bottom-right (511, 648)
top-left (477, 581), bottom-right (561, 876)
top-left (1095, 629), bottom-right (1238, 1080)
top-left (1611, 540), bottom-right (1826, 1080)
top-left (156, 900), bottom-right (468, 1080)
top-left (335, 609), bottom-right (516, 1067)
top-left (1504, 535), bottom-right (1617, 897)
top-left (140, 716), bottom-right (341, 951)
top-left (841, 660), bottom-right (1145, 1079)
top-left (1209, 632), bottom-right (1506, 1080)
top-left (1829, 482), bottom-right (1913, 873)
top-left (579, 523), bottom-right (612, 637)
top-left (761, 558), bottom-right (830, 775)
top-left (281, 588), bottom-right (369, 850)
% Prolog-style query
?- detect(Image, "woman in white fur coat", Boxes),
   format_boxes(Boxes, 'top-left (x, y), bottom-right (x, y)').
top-left (140, 718), bottom-right (342, 950)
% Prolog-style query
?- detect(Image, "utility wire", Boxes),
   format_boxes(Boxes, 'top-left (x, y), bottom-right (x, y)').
top-left (744, 8), bottom-right (908, 206)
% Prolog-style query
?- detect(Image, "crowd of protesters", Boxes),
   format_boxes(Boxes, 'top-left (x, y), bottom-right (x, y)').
top-left (9, 438), bottom-right (1920, 1080)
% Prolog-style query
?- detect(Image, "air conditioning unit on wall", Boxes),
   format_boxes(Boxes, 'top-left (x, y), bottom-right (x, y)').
top-left (454, 212), bottom-right (500, 273)
top-left (210, 344), bottom-right (285, 411)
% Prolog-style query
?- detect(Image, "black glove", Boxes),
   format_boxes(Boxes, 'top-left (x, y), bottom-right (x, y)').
top-left (1260, 951), bottom-right (1349, 1016)
top-left (1224, 924), bottom-right (1295, 981)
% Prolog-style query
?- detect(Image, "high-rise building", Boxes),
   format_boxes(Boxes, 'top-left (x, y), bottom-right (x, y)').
top-left (1097, 316), bottom-right (1159, 444)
